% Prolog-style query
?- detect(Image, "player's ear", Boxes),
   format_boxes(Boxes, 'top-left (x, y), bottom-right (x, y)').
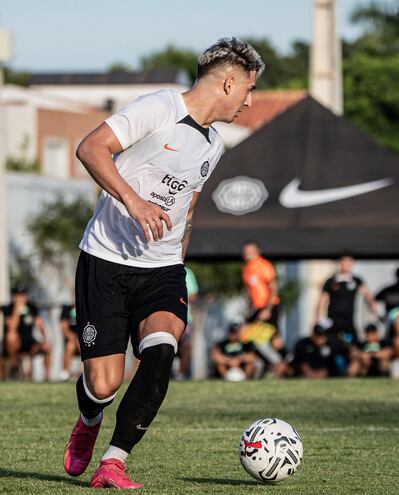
top-left (223, 75), bottom-right (234, 95)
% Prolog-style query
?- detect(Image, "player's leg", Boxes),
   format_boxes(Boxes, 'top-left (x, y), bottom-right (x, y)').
top-left (64, 251), bottom-right (131, 477)
top-left (90, 311), bottom-right (184, 489)
top-left (90, 264), bottom-right (187, 489)
top-left (5, 331), bottom-right (21, 378)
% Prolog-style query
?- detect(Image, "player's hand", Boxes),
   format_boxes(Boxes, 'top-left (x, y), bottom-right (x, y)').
top-left (125, 196), bottom-right (172, 242)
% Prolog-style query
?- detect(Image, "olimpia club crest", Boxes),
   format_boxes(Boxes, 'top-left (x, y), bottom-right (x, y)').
top-left (201, 161), bottom-right (210, 177)
top-left (83, 322), bottom-right (97, 346)
top-left (212, 176), bottom-right (268, 215)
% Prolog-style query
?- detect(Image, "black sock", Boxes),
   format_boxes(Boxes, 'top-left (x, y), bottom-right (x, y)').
top-left (110, 343), bottom-right (175, 453)
top-left (76, 375), bottom-right (115, 419)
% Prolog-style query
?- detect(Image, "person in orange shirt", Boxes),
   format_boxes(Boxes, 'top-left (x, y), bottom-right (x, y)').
top-left (242, 241), bottom-right (280, 326)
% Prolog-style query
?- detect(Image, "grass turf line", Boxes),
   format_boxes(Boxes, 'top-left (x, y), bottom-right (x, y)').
top-left (1, 379), bottom-right (398, 494)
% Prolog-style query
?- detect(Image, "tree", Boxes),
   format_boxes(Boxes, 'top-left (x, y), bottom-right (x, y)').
top-left (343, 1), bottom-right (399, 154)
top-left (140, 45), bottom-right (199, 82)
top-left (28, 196), bottom-right (93, 268)
top-left (107, 62), bottom-right (131, 73)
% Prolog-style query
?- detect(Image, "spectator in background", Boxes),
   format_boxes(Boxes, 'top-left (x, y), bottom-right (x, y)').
top-left (3, 285), bottom-right (51, 380)
top-left (259, 332), bottom-right (294, 378)
top-left (60, 301), bottom-right (80, 381)
top-left (293, 325), bottom-right (336, 379)
top-left (211, 323), bottom-right (256, 380)
top-left (348, 324), bottom-right (391, 377)
top-left (316, 255), bottom-right (377, 345)
top-left (376, 267), bottom-right (399, 335)
top-left (242, 241), bottom-right (279, 326)
top-left (175, 266), bottom-right (199, 380)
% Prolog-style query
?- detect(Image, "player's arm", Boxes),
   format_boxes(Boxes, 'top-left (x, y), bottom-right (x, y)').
top-left (76, 123), bottom-right (171, 242)
top-left (181, 191), bottom-right (200, 260)
top-left (315, 291), bottom-right (330, 322)
top-left (34, 315), bottom-right (47, 341)
top-left (6, 306), bottom-right (21, 335)
top-left (359, 284), bottom-right (377, 314)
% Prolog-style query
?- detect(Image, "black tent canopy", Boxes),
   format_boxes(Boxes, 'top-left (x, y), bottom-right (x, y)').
top-left (189, 97), bottom-right (399, 259)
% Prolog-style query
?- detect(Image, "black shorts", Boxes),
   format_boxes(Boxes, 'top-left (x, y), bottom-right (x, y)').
top-left (75, 251), bottom-right (188, 361)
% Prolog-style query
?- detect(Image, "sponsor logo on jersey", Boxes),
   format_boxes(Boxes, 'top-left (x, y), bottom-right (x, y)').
top-left (200, 161), bottom-right (210, 178)
top-left (212, 176), bottom-right (268, 215)
top-left (150, 191), bottom-right (175, 206)
top-left (163, 143), bottom-right (178, 152)
top-left (162, 174), bottom-right (188, 195)
top-left (82, 322), bottom-right (97, 346)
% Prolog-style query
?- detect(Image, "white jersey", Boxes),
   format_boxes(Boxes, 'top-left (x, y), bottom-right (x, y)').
top-left (79, 90), bottom-right (224, 268)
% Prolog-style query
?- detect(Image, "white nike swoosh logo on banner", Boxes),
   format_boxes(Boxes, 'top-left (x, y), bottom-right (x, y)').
top-left (279, 178), bottom-right (393, 208)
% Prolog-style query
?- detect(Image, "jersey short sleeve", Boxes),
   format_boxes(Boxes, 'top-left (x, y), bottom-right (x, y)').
top-left (105, 93), bottom-right (171, 150)
top-left (261, 259), bottom-right (276, 283)
top-left (354, 276), bottom-right (364, 290)
top-left (322, 277), bottom-right (333, 294)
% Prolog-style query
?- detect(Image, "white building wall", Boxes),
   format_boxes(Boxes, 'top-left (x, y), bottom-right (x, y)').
top-left (3, 104), bottom-right (37, 162)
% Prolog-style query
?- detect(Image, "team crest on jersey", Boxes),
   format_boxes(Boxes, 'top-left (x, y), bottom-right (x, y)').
top-left (83, 322), bottom-right (97, 346)
top-left (200, 161), bottom-right (210, 178)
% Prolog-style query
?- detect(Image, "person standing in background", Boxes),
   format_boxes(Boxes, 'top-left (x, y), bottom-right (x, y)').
top-left (242, 241), bottom-right (279, 326)
top-left (176, 266), bottom-right (199, 379)
top-left (60, 301), bottom-right (80, 381)
top-left (316, 255), bottom-right (377, 344)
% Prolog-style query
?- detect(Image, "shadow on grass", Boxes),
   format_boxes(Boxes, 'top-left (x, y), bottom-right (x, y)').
top-left (178, 476), bottom-right (259, 486)
top-left (0, 467), bottom-right (87, 487)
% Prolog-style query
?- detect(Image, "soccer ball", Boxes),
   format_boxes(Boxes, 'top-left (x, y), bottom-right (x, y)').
top-left (239, 418), bottom-right (303, 483)
top-left (225, 367), bottom-right (246, 382)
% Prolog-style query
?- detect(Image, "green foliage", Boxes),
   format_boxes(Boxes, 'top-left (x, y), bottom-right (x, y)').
top-left (28, 196), bottom-right (93, 266)
top-left (140, 45), bottom-right (199, 82)
top-left (6, 135), bottom-right (40, 173)
top-left (343, 1), bottom-right (399, 154)
top-left (243, 38), bottom-right (308, 89)
top-left (3, 66), bottom-right (31, 86)
top-left (107, 62), bottom-right (131, 73)
top-left (343, 54), bottom-right (399, 153)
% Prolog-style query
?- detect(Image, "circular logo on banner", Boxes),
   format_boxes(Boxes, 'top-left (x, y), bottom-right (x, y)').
top-left (212, 176), bottom-right (269, 215)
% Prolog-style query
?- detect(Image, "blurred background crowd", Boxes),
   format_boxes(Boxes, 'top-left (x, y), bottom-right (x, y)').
top-left (2, 245), bottom-right (399, 382)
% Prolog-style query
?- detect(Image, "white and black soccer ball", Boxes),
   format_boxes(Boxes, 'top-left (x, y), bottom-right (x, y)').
top-left (239, 418), bottom-right (303, 483)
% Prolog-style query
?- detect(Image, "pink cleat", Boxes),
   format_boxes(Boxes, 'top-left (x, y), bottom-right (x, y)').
top-left (64, 415), bottom-right (102, 477)
top-left (90, 459), bottom-right (142, 489)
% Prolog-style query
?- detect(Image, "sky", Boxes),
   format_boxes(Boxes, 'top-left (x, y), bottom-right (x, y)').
top-left (0, 0), bottom-right (396, 72)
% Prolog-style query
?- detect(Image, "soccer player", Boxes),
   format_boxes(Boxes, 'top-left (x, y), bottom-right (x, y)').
top-left (63, 37), bottom-right (265, 489)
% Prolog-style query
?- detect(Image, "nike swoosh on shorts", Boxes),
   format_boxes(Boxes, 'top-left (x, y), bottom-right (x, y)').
top-left (279, 177), bottom-right (393, 208)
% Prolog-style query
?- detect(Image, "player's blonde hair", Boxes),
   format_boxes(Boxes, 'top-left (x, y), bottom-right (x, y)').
top-left (197, 37), bottom-right (265, 78)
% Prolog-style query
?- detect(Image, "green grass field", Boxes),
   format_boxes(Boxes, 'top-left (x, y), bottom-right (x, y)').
top-left (1, 379), bottom-right (399, 494)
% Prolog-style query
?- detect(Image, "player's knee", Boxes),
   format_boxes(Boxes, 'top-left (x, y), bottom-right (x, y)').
top-left (85, 374), bottom-right (122, 401)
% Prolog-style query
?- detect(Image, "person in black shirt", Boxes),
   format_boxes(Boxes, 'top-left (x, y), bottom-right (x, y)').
top-left (376, 267), bottom-right (399, 336)
top-left (348, 324), bottom-right (392, 377)
top-left (60, 302), bottom-right (80, 381)
top-left (316, 256), bottom-right (377, 343)
top-left (3, 285), bottom-right (51, 380)
top-left (211, 323), bottom-right (256, 379)
top-left (293, 325), bottom-right (336, 378)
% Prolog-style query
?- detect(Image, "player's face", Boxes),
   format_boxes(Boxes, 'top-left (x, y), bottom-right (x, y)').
top-left (242, 243), bottom-right (260, 262)
top-left (339, 256), bottom-right (354, 273)
top-left (223, 69), bottom-right (257, 123)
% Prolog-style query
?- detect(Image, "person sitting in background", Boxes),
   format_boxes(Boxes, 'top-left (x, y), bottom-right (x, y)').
top-left (349, 324), bottom-right (392, 377)
top-left (254, 331), bottom-right (294, 378)
top-left (242, 241), bottom-right (280, 326)
top-left (211, 323), bottom-right (256, 380)
top-left (293, 325), bottom-right (336, 379)
top-left (3, 285), bottom-right (51, 380)
top-left (375, 268), bottom-right (399, 324)
top-left (60, 301), bottom-right (80, 381)
top-left (390, 334), bottom-right (399, 378)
